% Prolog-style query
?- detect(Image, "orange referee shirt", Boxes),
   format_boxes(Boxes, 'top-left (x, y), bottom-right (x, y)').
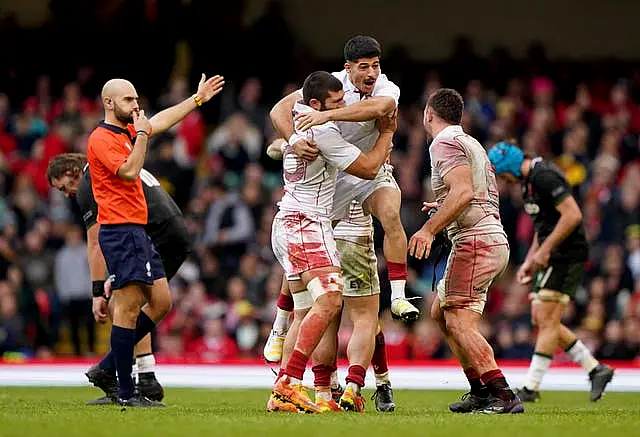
top-left (87, 121), bottom-right (148, 225)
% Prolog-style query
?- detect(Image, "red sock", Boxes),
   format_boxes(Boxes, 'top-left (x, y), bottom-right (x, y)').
top-left (312, 364), bottom-right (333, 388)
top-left (346, 364), bottom-right (366, 387)
top-left (277, 292), bottom-right (294, 312)
top-left (481, 369), bottom-right (514, 401)
top-left (480, 369), bottom-right (503, 385)
top-left (371, 331), bottom-right (389, 374)
top-left (284, 350), bottom-right (309, 380)
top-left (387, 262), bottom-right (408, 281)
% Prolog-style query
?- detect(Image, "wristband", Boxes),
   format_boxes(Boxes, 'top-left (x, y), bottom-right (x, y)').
top-left (136, 130), bottom-right (149, 137)
top-left (192, 93), bottom-right (203, 107)
top-left (92, 280), bottom-right (106, 298)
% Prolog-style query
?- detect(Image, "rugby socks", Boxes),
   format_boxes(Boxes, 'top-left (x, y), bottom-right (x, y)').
top-left (372, 331), bottom-right (390, 385)
top-left (284, 349), bottom-right (308, 382)
top-left (346, 365), bottom-right (366, 392)
top-left (481, 369), bottom-right (515, 401)
top-left (565, 340), bottom-right (599, 373)
top-left (387, 262), bottom-right (408, 301)
top-left (273, 298), bottom-right (292, 334)
top-left (98, 312), bottom-right (156, 373)
top-left (134, 311), bottom-right (156, 343)
top-left (136, 353), bottom-right (156, 376)
top-left (313, 364), bottom-right (333, 399)
top-left (464, 367), bottom-right (489, 397)
top-left (523, 352), bottom-right (553, 391)
top-left (111, 325), bottom-right (136, 399)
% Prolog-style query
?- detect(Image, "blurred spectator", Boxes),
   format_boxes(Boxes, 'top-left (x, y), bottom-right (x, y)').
top-left (54, 225), bottom-right (93, 356)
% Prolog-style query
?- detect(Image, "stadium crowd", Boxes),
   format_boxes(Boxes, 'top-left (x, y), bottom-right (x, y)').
top-left (0, 37), bottom-right (639, 364)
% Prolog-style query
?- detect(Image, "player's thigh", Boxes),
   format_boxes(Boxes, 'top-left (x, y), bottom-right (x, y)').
top-left (362, 187), bottom-right (401, 224)
top-left (335, 232), bottom-right (381, 298)
top-left (440, 233), bottom-right (509, 315)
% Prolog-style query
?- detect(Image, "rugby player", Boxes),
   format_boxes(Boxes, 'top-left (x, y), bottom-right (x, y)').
top-left (487, 141), bottom-right (614, 402)
top-left (409, 89), bottom-right (524, 414)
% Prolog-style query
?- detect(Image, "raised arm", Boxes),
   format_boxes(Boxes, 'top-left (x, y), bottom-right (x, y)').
top-left (149, 74), bottom-right (224, 136)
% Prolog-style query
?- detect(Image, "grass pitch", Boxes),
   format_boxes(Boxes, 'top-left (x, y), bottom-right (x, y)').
top-left (0, 387), bottom-right (638, 437)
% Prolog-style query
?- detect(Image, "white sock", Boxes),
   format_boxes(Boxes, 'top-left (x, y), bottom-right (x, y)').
top-left (136, 354), bottom-right (156, 374)
top-left (524, 353), bottom-right (552, 391)
top-left (273, 309), bottom-right (291, 333)
top-left (375, 371), bottom-right (390, 387)
top-left (346, 381), bottom-right (361, 394)
top-left (330, 370), bottom-right (339, 389)
top-left (565, 340), bottom-right (599, 373)
top-left (315, 390), bottom-right (332, 401)
top-left (390, 280), bottom-right (406, 301)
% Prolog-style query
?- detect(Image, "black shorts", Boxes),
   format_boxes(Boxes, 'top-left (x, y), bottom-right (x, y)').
top-left (533, 261), bottom-right (584, 298)
top-left (149, 216), bottom-right (192, 280)
top-left (99, 224), bottom-right (165, 290)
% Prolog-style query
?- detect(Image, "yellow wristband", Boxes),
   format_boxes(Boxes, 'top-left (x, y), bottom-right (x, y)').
top-left (192, 93), bottom-right (203, 107)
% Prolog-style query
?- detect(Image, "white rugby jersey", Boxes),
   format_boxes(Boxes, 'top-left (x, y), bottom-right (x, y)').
top-left (278, 102), bottom-right (362, 217)
top-left (331, 69), bottom-right (400, 153)
top-left (429, 125), bottom-right (505, 241)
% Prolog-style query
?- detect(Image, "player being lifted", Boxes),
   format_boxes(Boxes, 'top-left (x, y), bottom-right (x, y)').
top-left (272, 35), bottom-right (418, 321)
top-left (268, 71), bottom-right (395, 413)
top-left (487, 142), bottom-right (614, 402)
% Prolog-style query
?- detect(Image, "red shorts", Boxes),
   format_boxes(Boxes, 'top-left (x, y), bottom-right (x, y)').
top-left (437, 233), bottom-right (509, 314)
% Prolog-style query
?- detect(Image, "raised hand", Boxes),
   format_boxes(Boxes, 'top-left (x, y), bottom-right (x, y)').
top-left (196, 74), bottom-right (225, 103)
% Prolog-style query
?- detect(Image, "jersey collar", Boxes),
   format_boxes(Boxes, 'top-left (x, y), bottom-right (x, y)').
top-left (97, 120), bottom-right (135, 143)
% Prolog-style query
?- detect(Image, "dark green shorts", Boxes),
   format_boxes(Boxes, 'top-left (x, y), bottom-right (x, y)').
top-left (533, 261), bottom-right (585, 298)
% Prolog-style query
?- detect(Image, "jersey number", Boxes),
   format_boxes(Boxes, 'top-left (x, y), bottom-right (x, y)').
top-left (140, 169), bottom-right (161, 187)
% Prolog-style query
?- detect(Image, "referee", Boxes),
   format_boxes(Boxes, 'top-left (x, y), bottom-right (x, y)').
top-left (85, 75), bottom-right (223, 407)
top-left (488, 142), bottom-right (614, 403)
top-left (47, 153), bottom-right (191, 405)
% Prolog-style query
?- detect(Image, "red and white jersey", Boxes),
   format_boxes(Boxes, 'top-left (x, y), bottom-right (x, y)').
top-left (278, 102), bottom-right (362, 217)
top-left (331, 69), bottom-right (400, 153)
top-left (429, 125), bottom-right (505, 242)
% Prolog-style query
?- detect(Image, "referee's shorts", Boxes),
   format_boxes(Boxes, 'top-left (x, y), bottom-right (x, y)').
top-left (99, 224), bottom-right (166, 290)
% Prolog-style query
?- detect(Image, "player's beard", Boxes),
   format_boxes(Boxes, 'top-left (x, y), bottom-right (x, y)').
top-left (113, 102), bottom-right (135, 124)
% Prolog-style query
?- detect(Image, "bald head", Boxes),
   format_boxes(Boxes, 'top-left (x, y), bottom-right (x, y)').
top-left (101, 78), bottom-right (139, 125)
top-left (101, 78), bottom-right (136, 101)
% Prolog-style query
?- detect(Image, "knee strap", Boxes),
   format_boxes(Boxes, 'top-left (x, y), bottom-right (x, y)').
top-left (292, 290), bottom-right (314, 310)
top-left (307, 272), bottom-right (343, 301)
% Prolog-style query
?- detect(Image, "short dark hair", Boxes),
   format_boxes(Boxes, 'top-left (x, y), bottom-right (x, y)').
top-left (427, 88), bottom-right (464, 124)
top-left (344, 35), bottom-right (381, 62)
top-left (46, 153), bottom-right (87, 184)
top-left (302, 71), bottom-right (343, 105)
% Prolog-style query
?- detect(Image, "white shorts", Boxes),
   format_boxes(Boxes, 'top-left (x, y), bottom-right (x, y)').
top-left (271, 211), bottom-right (341, 281)
top-left (331, 164), bottom-right (399, 221)
top-left (334, 203), bottom-right (380, 297)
